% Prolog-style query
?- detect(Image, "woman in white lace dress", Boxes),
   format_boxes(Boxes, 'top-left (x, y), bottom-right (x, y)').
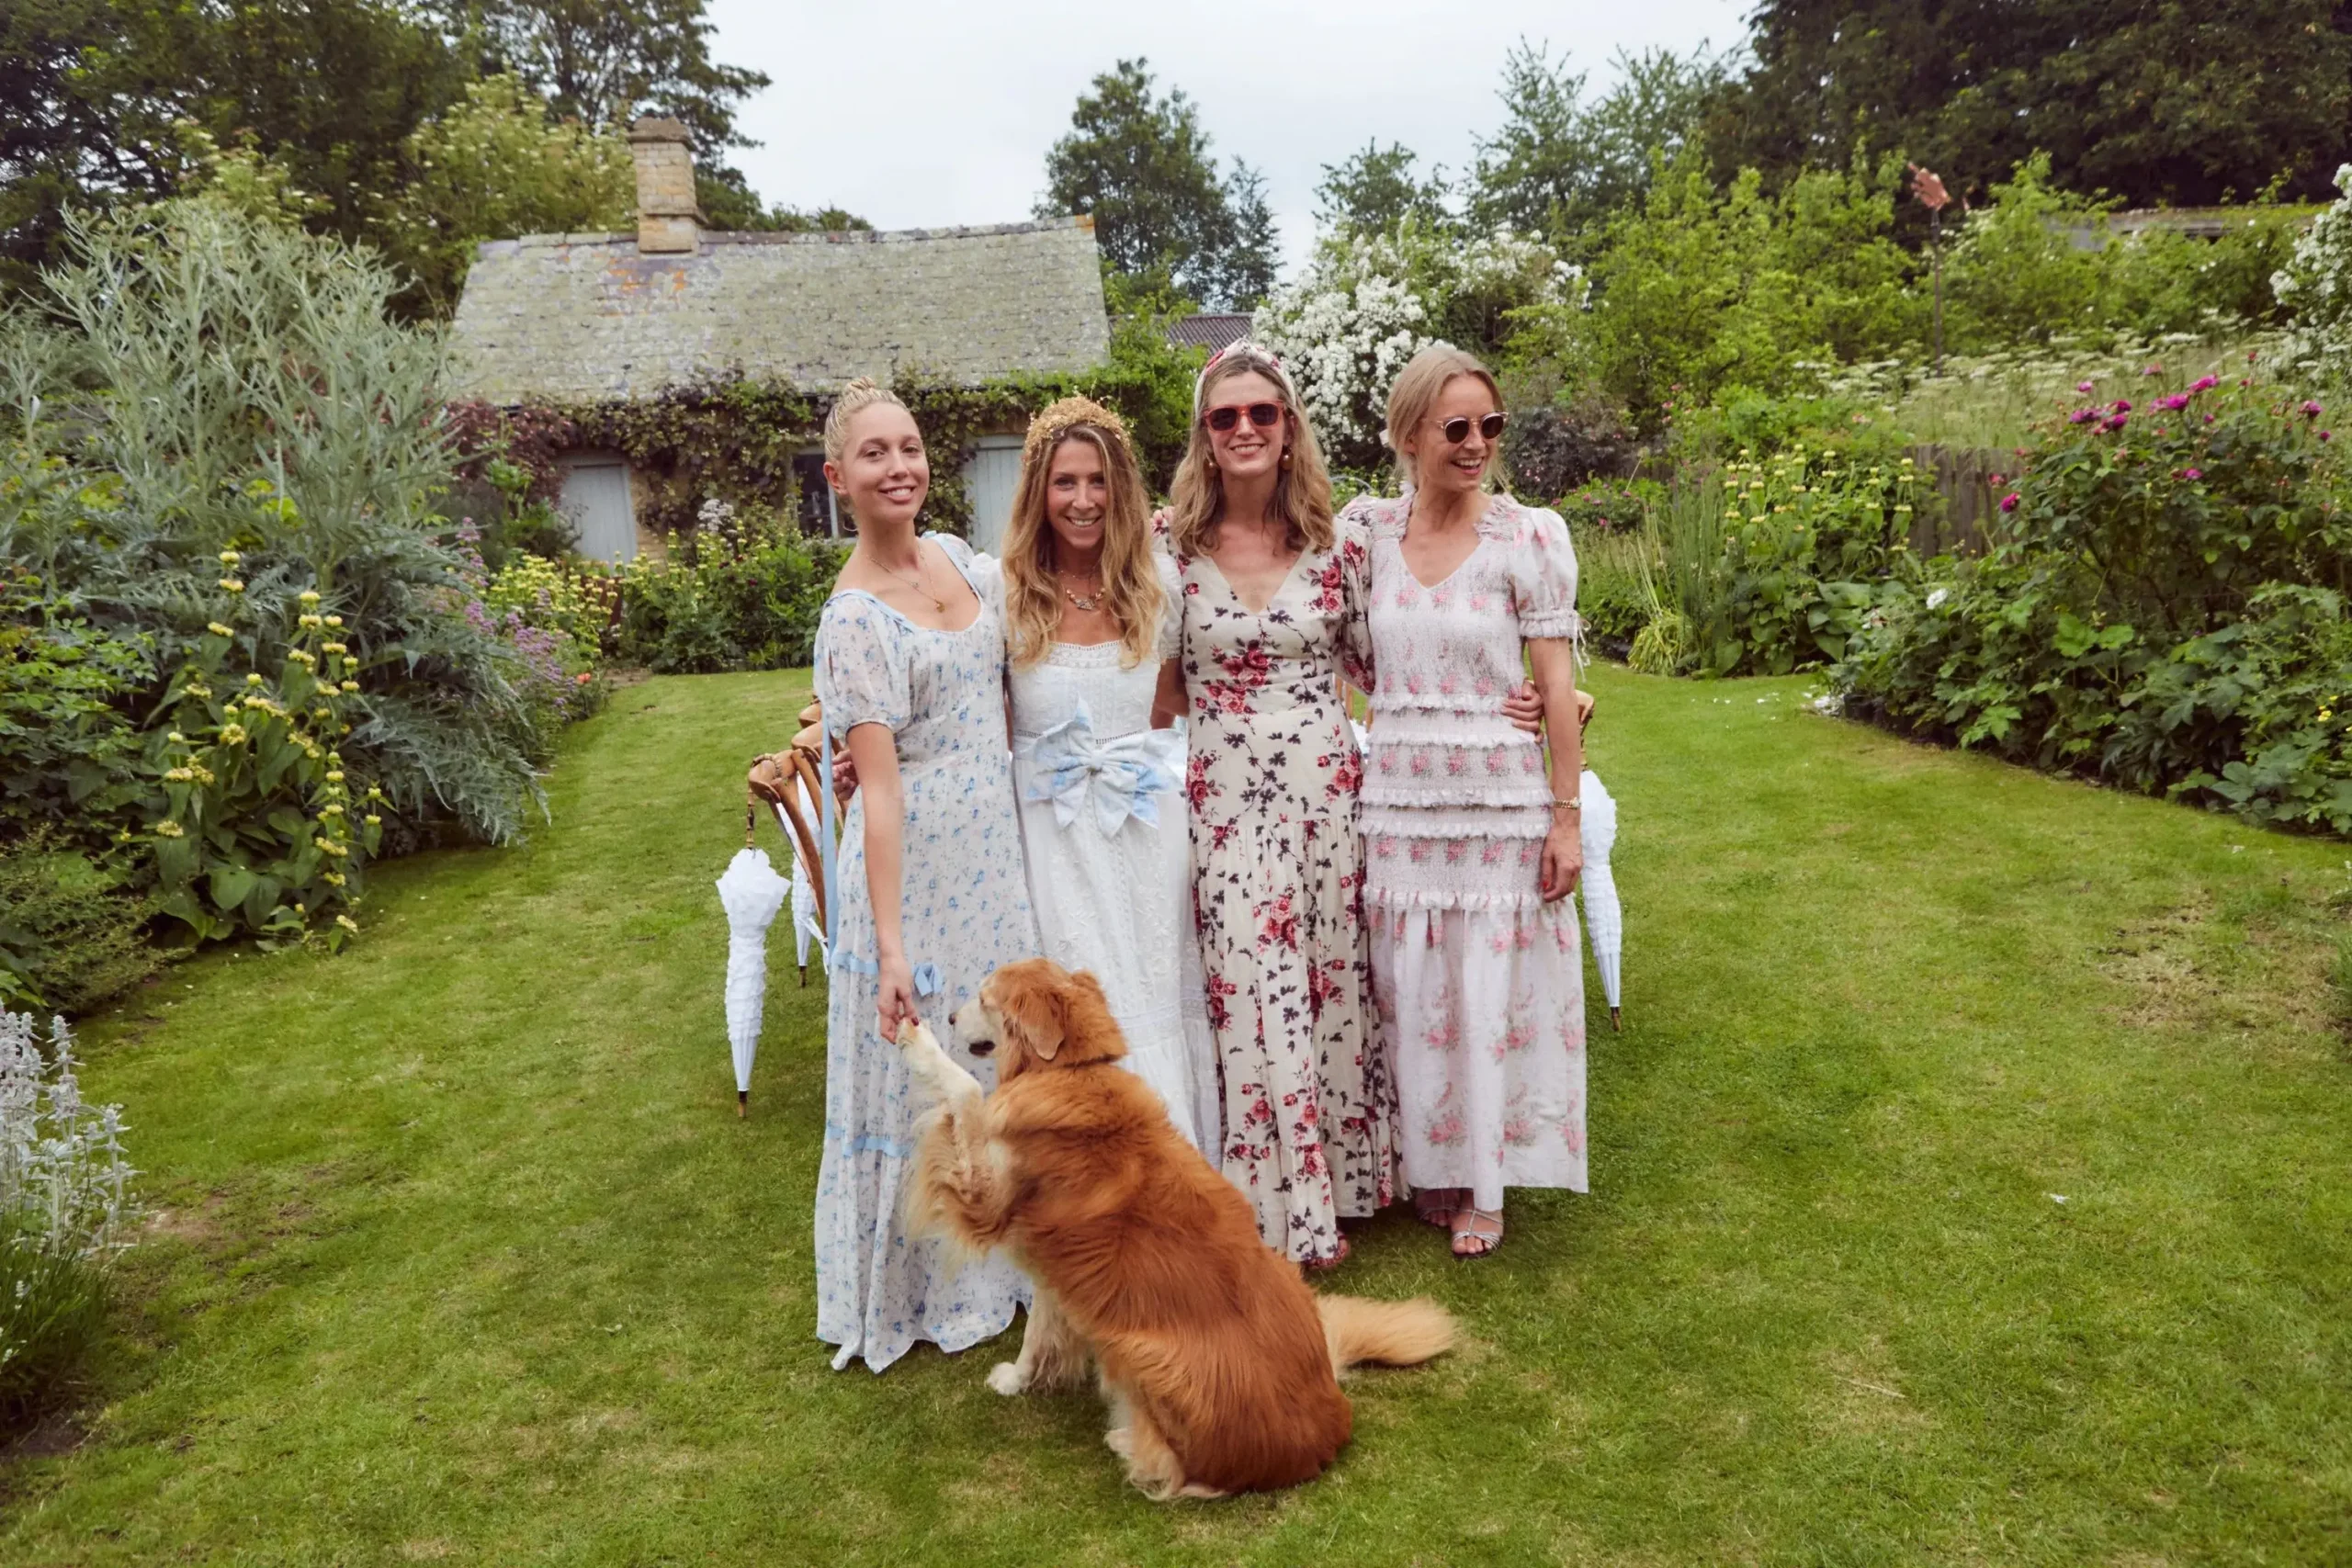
top-left (999, 398), bottom-right (1218, 1150)
top-left (1351, 346), bottom-right (1588, 1260)
top-left (810, 380), bottom-right (1034, 1371)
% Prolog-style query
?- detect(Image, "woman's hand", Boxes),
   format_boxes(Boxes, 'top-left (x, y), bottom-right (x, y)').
top-left (876, 953), bottom-right (921, 1037)
top-left (831, 746), bottom-right (858, 801)
top-left (1502, 682), bottom-right (1596, 736)
top-left (1540, 818), bottom-right (1583, 902)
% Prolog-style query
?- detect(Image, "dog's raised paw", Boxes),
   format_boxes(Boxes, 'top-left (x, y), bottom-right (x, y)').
top-left (985, 1361), bottom-right (1028, 1397)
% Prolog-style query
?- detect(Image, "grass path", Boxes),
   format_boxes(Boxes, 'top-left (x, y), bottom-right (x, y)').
top-left (5, 665), bottom-right (2348, 1565)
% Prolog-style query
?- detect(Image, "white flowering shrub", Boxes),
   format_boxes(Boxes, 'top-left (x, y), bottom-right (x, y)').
top-left (2273, 164), bottom-right (2352, 387)
top-left (0, 1009), bottom-right (137, 1412)
top-left (1254, 223), bottom-right (1584, 468)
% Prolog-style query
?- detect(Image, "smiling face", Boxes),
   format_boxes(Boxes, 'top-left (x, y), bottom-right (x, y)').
top-left (1045, 434), bottom-right (1111, 562)
top-left (1400, 373), bottom-right (1499, 498)
top-left (1201, 368), bottom-right (1290, 485)
top-left (824, 402), bottom-right (929, 528)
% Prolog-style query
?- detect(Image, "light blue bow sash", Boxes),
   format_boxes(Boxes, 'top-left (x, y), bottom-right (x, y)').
top-left (1017, 704), bottom-right (1184, 836)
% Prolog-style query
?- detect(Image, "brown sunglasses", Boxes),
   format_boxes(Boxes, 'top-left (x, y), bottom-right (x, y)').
top-left (1440, 412), bottom-right (1508, 443)
top-left (1204, 402), bottom-right (1283, 433)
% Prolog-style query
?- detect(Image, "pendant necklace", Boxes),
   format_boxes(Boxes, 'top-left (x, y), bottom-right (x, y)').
top-left (1060, 573), bottom-right (1104, 612)
top-left (878, 553), bottom-right (945, 613)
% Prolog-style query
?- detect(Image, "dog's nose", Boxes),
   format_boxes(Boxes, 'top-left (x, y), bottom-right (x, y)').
top-left (967, 1039), bottom-right (995, 1057)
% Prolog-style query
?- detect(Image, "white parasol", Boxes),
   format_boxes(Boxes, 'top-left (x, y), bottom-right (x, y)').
top-left (716, 845), bottom-right (791, 1116)
top-left (1577, 768), bottom-right (1623, 1030)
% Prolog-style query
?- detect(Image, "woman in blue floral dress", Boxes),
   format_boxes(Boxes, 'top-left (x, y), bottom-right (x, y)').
top-left (810, 380), bottom-right (1035, 1372)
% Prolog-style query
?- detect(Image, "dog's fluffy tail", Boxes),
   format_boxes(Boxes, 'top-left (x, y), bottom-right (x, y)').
top-left (1316, 1294), bottom-right (1455, 1373)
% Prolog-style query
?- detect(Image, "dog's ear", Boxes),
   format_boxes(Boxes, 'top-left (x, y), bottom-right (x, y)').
top-left (995, 964), bottom-right (1067, 1062)
top-left (1054, 969), bottom-right (1128, 1066)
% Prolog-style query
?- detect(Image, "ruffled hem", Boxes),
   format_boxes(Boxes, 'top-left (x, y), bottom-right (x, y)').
top-left (1520, 611), bottom-right (1579, 639)
top-left (1364, 886), bottom-right (1552, 912)
top-left (1362, 804), bottom-right (1550, 836)
top-left (1361, 787), bottom-right (1554, 814)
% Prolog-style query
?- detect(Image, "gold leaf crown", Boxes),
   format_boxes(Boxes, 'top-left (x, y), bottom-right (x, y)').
top-left (1022, 396), bottom-right (1133, 468)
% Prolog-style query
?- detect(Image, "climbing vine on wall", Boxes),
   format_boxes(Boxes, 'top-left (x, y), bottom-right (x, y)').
top-left (447, 321), bottom-right (1203, 538)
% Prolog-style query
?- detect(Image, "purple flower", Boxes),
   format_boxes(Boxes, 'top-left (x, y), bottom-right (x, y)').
top-left (2154, 393), bottom-right (2191, 412)
top-left (2069, 407), bottom-right (2098, 424)
top-left (1999, 492), bottom-right (2020, 513)
top-left (2189, 376), bottom-right (2219, 392)
top-left (2112, 399), bottom-right (2133, 413)
top-left (2143, 364), bottom-right (2164, 376)
top-left (2075, 380), bottom-right (2097, 393)
top-left (2324, 431), bottom-right (2334, 443)
top-left (2180, 468), bottom-right (2203, 480)
top-left (2303, 400), bottom-right (2324, 418)
top-left (2102, 413), bottom-right (2131, 434)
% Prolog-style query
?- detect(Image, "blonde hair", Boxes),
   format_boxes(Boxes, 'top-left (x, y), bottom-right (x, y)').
top-left (1385, 344), bottom-right (1505, 488)
top-left (1001, 400), bottom-right (1165, 669)
top-left (822, 378), bottom-right (910, 464)
top-left (1167, 344), bottom-right (1335, 558)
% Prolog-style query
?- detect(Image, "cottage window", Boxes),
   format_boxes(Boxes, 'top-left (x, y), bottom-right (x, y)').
top-left (962, 436), bottom-right (1025, 555)
top-left (794, 452), bottom-right (847, 537)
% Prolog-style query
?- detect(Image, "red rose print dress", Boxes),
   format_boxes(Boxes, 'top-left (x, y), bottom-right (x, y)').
top-left (1170, 515), bottom-right (1398, 1264)
top-left (1350, 491), bottom-right (1588, 1213)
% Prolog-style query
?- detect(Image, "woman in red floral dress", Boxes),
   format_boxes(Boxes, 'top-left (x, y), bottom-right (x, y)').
top-left (1152, 344), bottom-right (1394, 1268)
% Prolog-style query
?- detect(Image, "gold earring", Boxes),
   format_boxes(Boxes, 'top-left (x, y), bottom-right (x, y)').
top-left (1280, 448), bottom-right (1292, 469)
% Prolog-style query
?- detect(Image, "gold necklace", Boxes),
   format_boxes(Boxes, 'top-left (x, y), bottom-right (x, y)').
top-left (876, 550), bottom-right (945, 613)
top-left (1060, 572), bottom-right (1104, 612)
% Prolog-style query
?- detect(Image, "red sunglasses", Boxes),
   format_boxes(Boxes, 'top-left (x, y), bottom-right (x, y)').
top-left (1204, 402), bottom-right (1283, 433)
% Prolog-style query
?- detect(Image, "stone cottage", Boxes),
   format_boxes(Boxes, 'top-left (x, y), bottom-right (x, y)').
top-left (445, 118), bottom-right (1111, 559)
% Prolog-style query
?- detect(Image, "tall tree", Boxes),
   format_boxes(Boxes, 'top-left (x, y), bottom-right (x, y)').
top-left (459, 0), bottom-right (769, 153)
top-left (1469, 42), bottom-right (1728, 242)
top-left (1712, 0), bottom-right (2352, 208)
top-left (1317, 141), bottom-right (1453, 233)
top-left (1036, 58), bottom-right (1277, 310)
top-left (1, 0), bottom-right (470, 293)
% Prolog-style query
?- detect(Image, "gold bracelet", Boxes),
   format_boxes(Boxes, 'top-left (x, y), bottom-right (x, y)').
top-left (1552, 795), bottom-right (1581, 811)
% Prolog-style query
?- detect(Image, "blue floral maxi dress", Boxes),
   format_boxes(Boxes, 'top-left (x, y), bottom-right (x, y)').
top-left (812, 536), bottom-right (1035, 1373)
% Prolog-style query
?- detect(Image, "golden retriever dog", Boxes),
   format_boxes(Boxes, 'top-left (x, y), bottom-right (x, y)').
top-left (896, 957), bottom-right (1455, 1500)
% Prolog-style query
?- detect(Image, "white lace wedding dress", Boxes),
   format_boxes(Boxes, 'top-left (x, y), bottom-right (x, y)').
top-left (1008, 561), bottom-right (1220, 1152)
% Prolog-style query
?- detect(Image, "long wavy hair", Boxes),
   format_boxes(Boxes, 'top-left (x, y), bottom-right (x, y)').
top-left (1166, 344), bottom-right (1335, 558)
top-left (1001, 415), bottom-right (1165, 670)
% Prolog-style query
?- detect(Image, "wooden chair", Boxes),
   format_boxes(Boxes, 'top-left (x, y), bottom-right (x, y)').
top-left (747, 700), bottom-right (831, 982)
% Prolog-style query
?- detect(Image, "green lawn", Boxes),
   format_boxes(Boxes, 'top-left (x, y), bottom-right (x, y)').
top-left (6, 665), bottom-right (2349, 1565)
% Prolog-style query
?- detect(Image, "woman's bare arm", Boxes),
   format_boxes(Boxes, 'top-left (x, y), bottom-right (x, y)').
top-left (1527, 638), bottom-right (1584, 901)
top-left (1151, 657), bottom-right (1187, 729)
top-left (845, 721), bottom-right (921, 1032)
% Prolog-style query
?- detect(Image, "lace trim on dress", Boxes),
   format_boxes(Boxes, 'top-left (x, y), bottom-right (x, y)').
top-left (1362, 804), bottom-right (1550, 838)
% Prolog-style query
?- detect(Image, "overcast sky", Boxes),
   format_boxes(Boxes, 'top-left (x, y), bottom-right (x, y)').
top-left (707, 0), bottom-right (1745, 276)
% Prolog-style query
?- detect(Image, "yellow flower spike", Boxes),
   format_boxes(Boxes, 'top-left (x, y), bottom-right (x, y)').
top-left (326, 770), bottom-right (345, 783)
top-left (324, 615), bottom-right (342, 627)
top-left (299, 591), bottom-right (321, 606)
top-left (294, 902), bottom-right (306, 915)
top-left (155, 820), bottom-right (185, 838)
top-left (218, 579), bottom-right (244, 592)
top-left (324, 872), bottom-right (345, 887)
top-left (219, 549), bottom-right (241, 566)
top-left (167, 731), bottom-right (186, 743)
top-left (165, 767), bottom-right (192, 782)
top-left (207, 622), bottom-right (233, 637)
top-left (186, 682), bottom-right (211, 699)
top-left (365, 814), bottom-right (381, 827)
top-left (340, 680), bottom-right (358, 693)
top-left (245, 672), bottom-right (264, 686)
top-left (336, 915), bottom-right (359, 933)
top-left (220, 723), bottom-right (247, 744)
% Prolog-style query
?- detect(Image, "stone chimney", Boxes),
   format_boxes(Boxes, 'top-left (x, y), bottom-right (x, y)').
top-left (628, 118), bottom-right (702, 254)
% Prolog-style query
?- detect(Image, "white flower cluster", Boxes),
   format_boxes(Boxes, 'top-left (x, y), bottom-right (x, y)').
top-left (0, 1010), bottom-right (137, 1314)
top-left (1254, 225), bottom-right (1583, 459)
top-left (2272, 164), bottom-right (2352, 385)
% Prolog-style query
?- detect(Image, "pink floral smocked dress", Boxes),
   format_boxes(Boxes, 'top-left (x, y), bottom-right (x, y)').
top-left (1350, 491), bottom-right (1588, 1213)
top-left (1171, 515), bottom-right (1398, 1264)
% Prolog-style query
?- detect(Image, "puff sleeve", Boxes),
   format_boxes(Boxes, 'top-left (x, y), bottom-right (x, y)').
top-left (814, 593), bottom-right (910, 736)
top-left (1509, 504), bottom-right (1581, 643)
top-left (928, 531), bottom-right (1002, 620)
top-left (1153, 552), bottom-right (1184, 662)
top-left (1335, 512), bottom-right (1377, 692)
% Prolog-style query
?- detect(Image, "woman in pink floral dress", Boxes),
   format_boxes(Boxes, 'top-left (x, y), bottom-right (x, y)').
top-left (1152, 344), bottom-right (1395, 1269)
top-left (1350, 346), bottom-right (1587, 1260)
